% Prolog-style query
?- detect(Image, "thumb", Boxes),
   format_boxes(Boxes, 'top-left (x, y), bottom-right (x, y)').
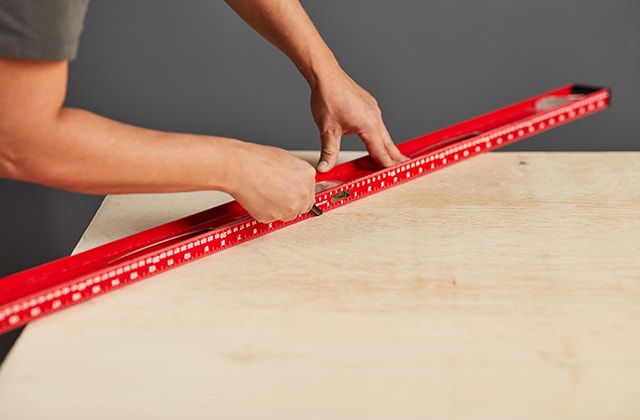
top-left (317, 130), bottom-right (342, 173)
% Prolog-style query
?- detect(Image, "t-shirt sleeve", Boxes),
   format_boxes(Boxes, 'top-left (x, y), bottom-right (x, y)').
top-left (0, 0), bottom-right (90, 61)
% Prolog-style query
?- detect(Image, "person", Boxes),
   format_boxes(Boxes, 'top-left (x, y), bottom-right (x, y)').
top-left (0, 0), bottom-right (406, 223)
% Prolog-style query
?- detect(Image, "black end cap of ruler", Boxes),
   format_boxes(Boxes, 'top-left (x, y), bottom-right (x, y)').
top-left (570, 84), bottom-right (605, 95)
top-left (571, 83), bottom-right (611, 108)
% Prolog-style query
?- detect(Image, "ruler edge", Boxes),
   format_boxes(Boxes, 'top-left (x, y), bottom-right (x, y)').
top-left (0, 83), bottom-right (611, 333)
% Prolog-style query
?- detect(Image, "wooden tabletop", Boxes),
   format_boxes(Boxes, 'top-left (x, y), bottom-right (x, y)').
top-left (1, 151), bottom-right (639, 419)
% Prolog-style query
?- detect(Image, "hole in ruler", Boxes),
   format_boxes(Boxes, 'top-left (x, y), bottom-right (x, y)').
top-left (534, 94), bottom-right (584, 111)
top-left (331, 190), bottom-right (351, 203)
top-left (408, 132), bottom-right (481, 159)
top-left (315, 180), bottom-right (343, 193)
top-left (108, 228), bottom-right (214, 265)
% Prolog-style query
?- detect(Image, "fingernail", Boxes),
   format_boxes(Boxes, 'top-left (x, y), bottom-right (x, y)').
top-left (317, 161), bottom-right (330, 172)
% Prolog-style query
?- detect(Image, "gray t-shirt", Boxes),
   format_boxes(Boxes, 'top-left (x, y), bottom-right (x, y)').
top-left (0, 0), bottom-right (89, 60)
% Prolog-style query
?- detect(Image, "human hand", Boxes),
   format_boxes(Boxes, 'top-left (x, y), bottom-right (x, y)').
top-left (227, 142), bottom-right (317, 223)
top-left (310, 71), bottom-right (407, 173)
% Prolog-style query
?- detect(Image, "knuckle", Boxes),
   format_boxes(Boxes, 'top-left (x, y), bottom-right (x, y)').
top-left (321, 146), bottom-right (338, 158)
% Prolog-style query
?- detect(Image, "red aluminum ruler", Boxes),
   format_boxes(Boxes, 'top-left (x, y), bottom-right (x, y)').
top-left (0, 84), bottom-right (610, 334)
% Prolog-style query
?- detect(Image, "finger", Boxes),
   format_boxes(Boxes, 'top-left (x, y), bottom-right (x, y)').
top-left (317, 129), bottom-right (342, 173)
top-left (376, 122), bottom-right (408, 164)
top-left (362, 124), bottom-right (408, 168)
top-left (384, 134), bottom-right (409, 163)
top-left (360, 130), bottom-right (396, 168)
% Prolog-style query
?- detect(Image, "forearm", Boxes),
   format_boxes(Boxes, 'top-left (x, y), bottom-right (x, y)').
top-left (0, 57), bottom-right (238, 195)
top-left (224, 0), bottom-right (342, 88)
top-left (2, 106), bottom-right (240, 195)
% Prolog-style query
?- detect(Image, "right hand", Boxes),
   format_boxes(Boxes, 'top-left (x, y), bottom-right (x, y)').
top-left (227, 142), bottom-right (317, 223)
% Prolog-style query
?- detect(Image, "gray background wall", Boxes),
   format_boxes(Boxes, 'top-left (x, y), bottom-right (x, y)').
top-left (1, 0), bottom-right (639, 278)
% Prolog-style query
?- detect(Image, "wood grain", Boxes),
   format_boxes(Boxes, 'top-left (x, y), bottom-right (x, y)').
top-left (1, 152), bottom-right (639, 419)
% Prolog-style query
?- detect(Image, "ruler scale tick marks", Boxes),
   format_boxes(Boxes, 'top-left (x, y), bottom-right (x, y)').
top-left (0, 84), bottom-right (610, 334)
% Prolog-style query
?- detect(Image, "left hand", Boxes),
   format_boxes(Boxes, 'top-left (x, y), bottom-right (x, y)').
top-left (310, 71), bottom-right (407, 173)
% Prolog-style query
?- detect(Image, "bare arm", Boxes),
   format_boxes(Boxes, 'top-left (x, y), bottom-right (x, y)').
top-left (225, 0), bottom-right (407, 172)
top-left (0, 56), bottom-right (316, 222)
